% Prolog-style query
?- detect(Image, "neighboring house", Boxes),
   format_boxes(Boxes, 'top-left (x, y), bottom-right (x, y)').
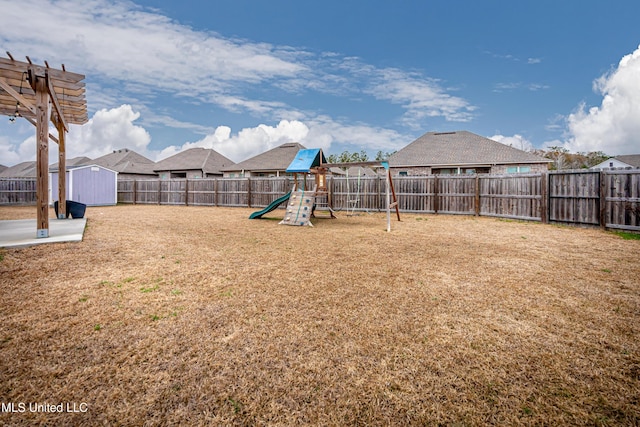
top-left (0, 164), bottom-right (7, 174)
top-left (0, 161), bottom-right (36, 177)
top-left (220, 142), bottom-right (305, 178)
top-left (389, 130), bottom-right (552, 175)
top-left (50, 164), bottom-right (118, 206)
top-left (154, 147), bottom-right (234, 179)
top-left (80, 148), bottom-right (157, 179)
top-left (591, 154), bottom-right (640, 170)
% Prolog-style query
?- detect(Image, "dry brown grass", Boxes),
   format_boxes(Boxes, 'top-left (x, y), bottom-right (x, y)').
top-left (0, 205), bottom-right (639, 426)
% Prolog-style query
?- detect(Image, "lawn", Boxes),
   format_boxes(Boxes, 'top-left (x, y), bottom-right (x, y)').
top-left (0, 205), bottom-right (638, 426)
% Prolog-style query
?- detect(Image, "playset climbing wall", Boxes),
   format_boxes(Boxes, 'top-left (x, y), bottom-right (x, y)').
top-left (279, 188), bottom-right (316, 226)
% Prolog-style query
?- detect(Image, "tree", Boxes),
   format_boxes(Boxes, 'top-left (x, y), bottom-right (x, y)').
top-left (375, 150), bottom-right (396, 161)
top-left (326, 150), bottom-right (369, 164)
top-left (543, 146), bottom-right (569, 170)
top-left (537, 147), bottom-right (610, 170)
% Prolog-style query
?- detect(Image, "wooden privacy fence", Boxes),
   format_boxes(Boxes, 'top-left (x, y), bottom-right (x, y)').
top-left (2, 170), bottom-right (638, 231)
top-left (0, 178), bottom-right (37, 205)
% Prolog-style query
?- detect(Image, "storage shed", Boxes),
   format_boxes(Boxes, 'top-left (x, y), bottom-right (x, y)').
top-left (49, 164), bottom-right (118, 206)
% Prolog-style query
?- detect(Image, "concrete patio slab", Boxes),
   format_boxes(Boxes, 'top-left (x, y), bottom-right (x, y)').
top-left (0, 218), bottom-right (87, 249)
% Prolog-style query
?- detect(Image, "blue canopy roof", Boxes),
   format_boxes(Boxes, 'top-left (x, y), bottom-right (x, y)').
top-left (286, 149), bottom-right (327, 173)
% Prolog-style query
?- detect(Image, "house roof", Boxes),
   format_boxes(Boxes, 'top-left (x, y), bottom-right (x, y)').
top-left (49, 156), bottom-right (92, 171)
top-left (613, 154), bottom-right (640, 168)
top-left (0, 161), bottom-right (36, 177)
top-left (3, 157), bottom-right (94, 176)
top-left (389, 131), bottom-right (551, 167)
top-left (153, 148), bottom-right (234, 175)
top-left (81, 148), bottom-right (157, 175)
top-left (286, 148), bottom-right (327, 173)
top-left (0, 164), bottom-right (7, 174)
top-left (220, 142), bottom-right (305, 172)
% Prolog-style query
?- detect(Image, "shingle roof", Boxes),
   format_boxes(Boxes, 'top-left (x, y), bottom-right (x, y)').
top-left (81, 149), bottom-right (156, 175)
top-left (0, 165), bottom-right (7, 174)
top-left (614, 154), bottom-right (640, 168)
top-left (154, 148), bottom-right (234, 175)
top-left (389, 131), bottom-right (551, 167)
top-left (220, 143), bottom-right (305, 172)
top-left (49, 156), bottom-right (92, 171)
top-left (0, 161), bottom-right (36, 177)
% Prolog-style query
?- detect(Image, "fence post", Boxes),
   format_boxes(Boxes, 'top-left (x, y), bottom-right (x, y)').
top-left (133, 179), bottom-right (137, 204)
top-left (377, 174), bottom-right (382, 211)
top-left (433, 175), bottom-right (439, 214)
top-left (599, 170), bottom-right (607, 229)
top-left (214, 178), bottom-right (218, 207)
top-left (185, 179), bottom-right (189, 206)
top-left (157, 179), bottom-right (161, 205)
top-left (474, 174), bottom-right (480, 216)
top-left (247, 177), bottom-right (251, 208)
top-left (540, 172), bottom-right (548, 223)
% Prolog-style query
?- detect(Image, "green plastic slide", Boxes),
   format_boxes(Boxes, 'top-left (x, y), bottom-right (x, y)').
top-left (248, 191), bottom-right (292, 219)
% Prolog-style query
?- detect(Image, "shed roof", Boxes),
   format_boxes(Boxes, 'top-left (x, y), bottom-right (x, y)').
top-left (286, 149), bottom-right (327, 173)
top-left (389, 131), bottom-right (551, 167)
top-left (154, 148), bottom-right (234, 175)
top-left (220, 142), bottom-right (305, 172)
top-left (50, 163), bottom-right (118, 175)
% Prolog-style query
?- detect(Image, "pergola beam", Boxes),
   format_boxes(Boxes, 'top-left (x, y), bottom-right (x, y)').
top-left (46, 69), bottom-right (68, 132)
top-left (0, 76), bottom-right (37, 115)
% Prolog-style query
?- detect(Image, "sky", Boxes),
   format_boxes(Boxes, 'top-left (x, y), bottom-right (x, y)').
top-left (1, 0), bottom-right (640, 167)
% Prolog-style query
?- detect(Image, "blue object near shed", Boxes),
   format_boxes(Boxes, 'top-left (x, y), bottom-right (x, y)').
top-left (54, 200), bottom-right (87, 219)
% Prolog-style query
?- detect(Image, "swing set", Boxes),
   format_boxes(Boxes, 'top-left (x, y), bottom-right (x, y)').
top-left (250, 148), bottom-right (400, 231)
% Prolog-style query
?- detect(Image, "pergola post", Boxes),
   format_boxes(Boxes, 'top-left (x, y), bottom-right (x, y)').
top-left (57, 118), bottom-right (67, 219)
top-left (32, 71), bottom-right (51, 238)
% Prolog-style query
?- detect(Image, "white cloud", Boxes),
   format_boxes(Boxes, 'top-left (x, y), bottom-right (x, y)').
top-left (65, 105), bottom-right (151, 159)
top-left (565, 45), bottom-right (640, 155)
top-left (0, 105), bottom-right (149, 166)
top-left (0, 0), bottom-right (463, 166)
top-left (490, 134), bottom-right (534, 152)
top-left (0, 134), bottom-right (34, 165)
top-left (339, 60), bottom-right (475, 128)
top-left (0, 0), bottom-right (304, 93)
top-left (304, 115), bottom-right (408, 153)
top-left (156, 116), bottom-right (410, 163)
top-left (493, 82), bottom-right (549, 93)
top-left (373, 69), bottom-right (476, 127)
top-left (158, 120), bottom-right (310, 162)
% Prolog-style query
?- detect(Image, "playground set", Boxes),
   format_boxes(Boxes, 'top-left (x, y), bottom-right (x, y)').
top-left (249, 148), bottom-right (400, 231)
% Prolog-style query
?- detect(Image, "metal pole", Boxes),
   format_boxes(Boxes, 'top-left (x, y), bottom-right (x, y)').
top-left (386, 169), bottom-right (391, 232)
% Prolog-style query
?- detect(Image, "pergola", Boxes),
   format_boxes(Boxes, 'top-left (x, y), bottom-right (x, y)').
top-left (0, 52), bottom-right (87, 237)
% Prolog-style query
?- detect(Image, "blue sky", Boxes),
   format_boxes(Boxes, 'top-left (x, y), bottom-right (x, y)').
top-left (1, 0), bottom-right (640, 166)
